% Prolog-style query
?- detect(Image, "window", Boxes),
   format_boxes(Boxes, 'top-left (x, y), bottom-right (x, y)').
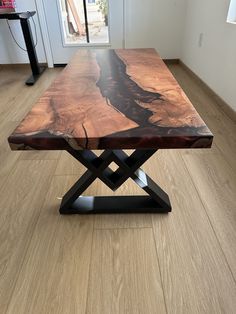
top-left (227, 0), bottom-right (236, 24)
top-left (59, 0), bottom-right (109, 45)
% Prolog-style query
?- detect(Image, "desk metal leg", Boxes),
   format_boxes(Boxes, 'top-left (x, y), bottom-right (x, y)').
top-left (59, 149), bottom-right (172, 215)
top-left (20, 18), bottom-right (46, 85)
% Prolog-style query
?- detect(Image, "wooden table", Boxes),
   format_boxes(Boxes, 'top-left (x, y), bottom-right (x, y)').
top-left (8, 49), bottom-right (213, 214)
top-left (0, 12), bottom-right (46, 85)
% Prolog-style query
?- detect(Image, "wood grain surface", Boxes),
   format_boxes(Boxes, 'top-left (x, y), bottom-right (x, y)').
top-left (86, 228), bottom-right (167, 314)
top-left (151, 149), bottom-right (236, 314)
top-left (8, 49), bottom-right (213, 150)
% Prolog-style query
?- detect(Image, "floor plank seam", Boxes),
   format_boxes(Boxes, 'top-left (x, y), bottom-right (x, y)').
top-left (84, 218), bottom-right (95, 314)
top-left (93, 226), bottom-right (153, 231)
top-left (180, 153), bottom-right (236, 286)
top-left (214, 142), bottom-right (236, 172)
top-left (53, 173), bottom-right (84, 177)
top-left (4, 171), bottom-right (57, 314)
top-left (4, 154), bottom-right (61, 313)
top-left (19, 151), bottom-right (62, 162)
top-left (151, 223), bottom-right (169, 314)
top-left (0, 153), bottom-right (21, 191)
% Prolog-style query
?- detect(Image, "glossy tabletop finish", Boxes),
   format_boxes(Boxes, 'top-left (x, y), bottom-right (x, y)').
top-left (8, 49), bottom-right (213, 150)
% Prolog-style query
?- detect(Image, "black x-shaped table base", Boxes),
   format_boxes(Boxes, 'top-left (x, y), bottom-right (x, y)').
top-left (59, 149), bottom-right (172, 214)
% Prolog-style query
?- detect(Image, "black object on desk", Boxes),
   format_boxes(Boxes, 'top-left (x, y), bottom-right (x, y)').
top-left (0, 11), bottom-right (46, 85)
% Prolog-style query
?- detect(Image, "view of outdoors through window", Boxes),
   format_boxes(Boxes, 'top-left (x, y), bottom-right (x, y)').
top-left (59, 0), bottom-right (109, 44)
top-left (227, 0), bottom-right (236, 23)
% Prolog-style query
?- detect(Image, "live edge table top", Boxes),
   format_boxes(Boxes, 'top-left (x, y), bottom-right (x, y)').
top-left (8, 48), bottom-right (213, 150)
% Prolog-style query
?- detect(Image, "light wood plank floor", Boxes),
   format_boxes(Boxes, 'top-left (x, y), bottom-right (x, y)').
top-left (0, 64), bottom-right (235, 314)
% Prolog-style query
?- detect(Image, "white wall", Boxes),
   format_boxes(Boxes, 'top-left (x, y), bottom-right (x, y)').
top-left (0, 0), bottom-right (187, 64)
top-left (125, 0), bottom-right (187, 59)
top-left (181, 0), bottom-right (236, 111)
top-left (0, 0), bottom-right (46, 64)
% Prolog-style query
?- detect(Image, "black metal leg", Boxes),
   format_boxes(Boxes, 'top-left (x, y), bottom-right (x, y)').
top-left (20, 18), bottom-right (46, 85)
top-left (83, 0), bottom-right (90, 43)
top-left (59, 149), bottom-right (172, 215)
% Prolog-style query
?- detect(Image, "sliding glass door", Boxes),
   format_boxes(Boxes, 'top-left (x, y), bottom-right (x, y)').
top-left (43, 0), bottom-right (124, 64)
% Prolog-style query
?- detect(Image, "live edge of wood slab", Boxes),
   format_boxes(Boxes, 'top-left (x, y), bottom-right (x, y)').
top-left (8, 48), bottom-right (213, 150)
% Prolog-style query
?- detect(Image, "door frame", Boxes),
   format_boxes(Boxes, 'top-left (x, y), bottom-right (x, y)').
top-left (36, 0), bottom-right (125, 67)
top-left (35, 0), bottom-right (54, 68)
top-left (57, 0), bottom-right (111, 47)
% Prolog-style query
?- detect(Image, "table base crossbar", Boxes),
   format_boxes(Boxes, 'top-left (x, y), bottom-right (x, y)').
top-left (59, 149), bottom-right (172, 214)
